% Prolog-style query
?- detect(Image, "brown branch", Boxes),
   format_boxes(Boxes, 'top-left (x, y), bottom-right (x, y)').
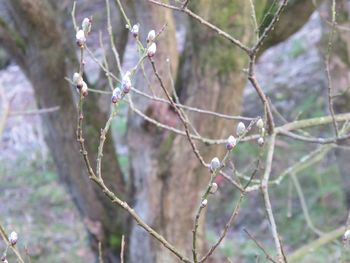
top-left (247, 55), bottom-right (275, 134)
top-left (252, 0), bottom-right (289, 53)
top-left (76, 95), bottom-right (192, 263)
top-left (147, 0), bottom-right (250, 54)
top-left (150, 58), bottom-right (207, 166)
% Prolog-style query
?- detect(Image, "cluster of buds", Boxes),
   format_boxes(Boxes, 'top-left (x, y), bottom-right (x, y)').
top-left (236, 122), bottom-right (246, 136)
top-left (9, 231), bottom-right (18, 246)
top-left (146, 29), bottom-right (157, 57)
top-left (210, 157), bottom-right (221, 173)
top-left (72, 72), bottom-right (88, 97)
top-left (111, 71), bottom-right (133, 104)
top-left (226, 135), bottom-right (237, 150)
top-left (256, 118), bottom-right (265, 147)
top-left (76, 17), bottom-right (92, 48)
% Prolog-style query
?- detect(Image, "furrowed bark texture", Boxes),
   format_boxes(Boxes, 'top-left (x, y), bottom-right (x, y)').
top-left (0, 0), bottom-right (128, 261)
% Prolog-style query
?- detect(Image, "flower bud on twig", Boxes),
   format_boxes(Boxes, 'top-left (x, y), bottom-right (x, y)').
top-left (111, 87), bottom-right (122, 104)
top-left (226, 135), bottom-right (236, 150)
top-left (131, 24), bottom-right (139, 37)
top-left (81, 81), bottom-right (88, 97)
top-left (236, 122), bottom-right (246, 136)
top-left (76, 29), bottom-right (86, 48)
top-left (147, 30), bottom-right (156, 43)
top-left (147, 42), bottom-right (157, 57)
top-left (256, 118), bottom-right (264, 129)
top-left (122, 71), bottom-right (132, 94)
top-left (201, 199), bottom-right (208, 208)
top-left (1, 254), bottom-right (6, 262)
top-left (82, 17), bottom-right (92, 35)
top-left (257, 137), bottom-right (264, 147)
top-left (210, 182), bottom-right (218, 194)
top-left (9, 231), bottom-right (18, 246)
top-left (210, 157), bottom-right (220, 173)
top-left (344, 229), bottom-right (350, 244)
top-left (73, 72), bottom-right (83, 90)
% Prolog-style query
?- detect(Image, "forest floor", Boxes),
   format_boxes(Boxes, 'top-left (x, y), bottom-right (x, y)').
top-left (0, 4), bottom-right (349, 263)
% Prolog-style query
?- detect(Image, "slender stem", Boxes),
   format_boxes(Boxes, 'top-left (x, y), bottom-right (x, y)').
top-left (244, 228), bottom-right (278, 263)
top-left (199, 194), bottom-right (245, 263)
top-left (261, 134), bottom-right (285, 263)
top-left (147, 0), bottom-right (250, 54)
top-left (325, 0), bottom-right (339, 137)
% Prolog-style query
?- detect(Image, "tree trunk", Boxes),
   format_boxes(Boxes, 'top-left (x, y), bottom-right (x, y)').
top-left (0, 0), bottom-right (129, 261)
top-left (127, 1), bottom-right (258, 262)
top-left (126, 1), bottom-right (180, 262)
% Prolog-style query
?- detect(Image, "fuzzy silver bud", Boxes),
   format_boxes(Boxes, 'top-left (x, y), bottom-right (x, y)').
top-left (257, 137), bottom-right (264, 146)
top-left (131, 24), bottom-right (139, 37)
top-left (111, 87), bottom-right (122, 103)
top-left (256, 118), bottom-right (264, 129)
top-left (147, 30), bottom-right (156, 43)
top-left (76, 29), bottom-right (86, 48)
top-left (210, 157), bottom-right (220, 172)
top-left (236, 122), bottom-right (246, 136)
top-left (147, 42), bottom-right (157, 57)
top-left (81, 81), bottom-right (88, 97)
top-left (9, 231), bottom-right (18, 246)
top-left (200, 199), bottom-right (208, 208)
top-left (122, 71), bottom-right (132, 94)
top-left (210, 183), bottom-right (218, 194)
top-left (226, 135), bottom-right (236, 150)
top-left (82, 17), bottom-right (92, 35)
top-left (73, 72), bottom-right (83, 89)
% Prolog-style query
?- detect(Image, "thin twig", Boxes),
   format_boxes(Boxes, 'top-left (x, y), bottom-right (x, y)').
top-left (98, 242), bottom-right (104, 263)
top-left (325, 0), bottom-right (339, 137)
top-left (0, 223), bottom-right (25, 263)
top-left (199, 193), bottom-right (244, 263)
top-left (8, 106), bottom-right (60, 116)
top-left (150, 58), bottom-right (207, 166)
top-left (291, 173), bottom-right (324, 236)
top-left (120, 235), bottom-right (125, 263)
top-left (106, 0), bottom-right (123, 76)
top-left (147, 0), bottom-right (250, 54)
top-left (261, 134), bottom-right (285, 263)
top-left (244, 228), bottom-right (278, 263)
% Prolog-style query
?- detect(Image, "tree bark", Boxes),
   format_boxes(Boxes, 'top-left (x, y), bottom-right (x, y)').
top-left (0, 0), bottom-right (129, 261)
top-left (127, 1), bottom-right (258, 262)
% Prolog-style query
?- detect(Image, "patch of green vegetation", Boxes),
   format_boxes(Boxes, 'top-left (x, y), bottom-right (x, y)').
top-left (288, 39), bottom-right (306, 58)
top-left (109, 233), bottom-right (121, 250)
top-left (292, 93), bottom-right (324, 119)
